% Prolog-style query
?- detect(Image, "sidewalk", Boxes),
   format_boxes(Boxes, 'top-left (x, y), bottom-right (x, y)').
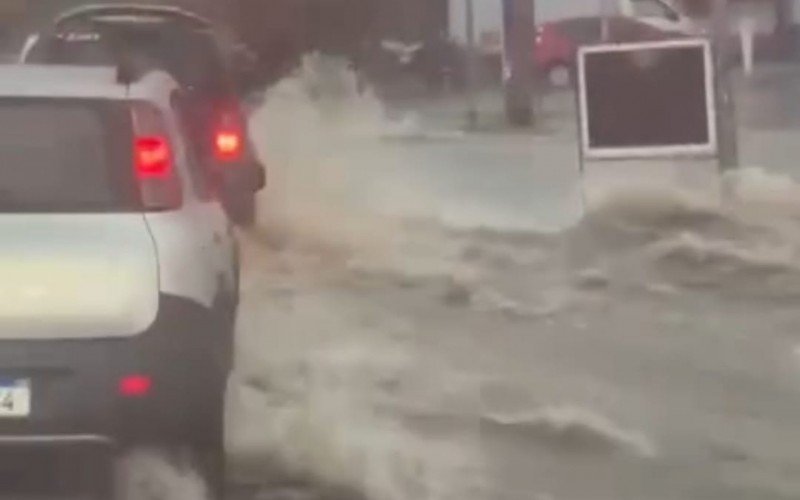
top-left (385, 63), bottom-right (800, 180)
top-left (385, 87), bottom-right (577, 137)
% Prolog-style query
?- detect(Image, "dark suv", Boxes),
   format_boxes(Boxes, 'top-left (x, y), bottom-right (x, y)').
top-left (21, 4), bottom-right (265, 225)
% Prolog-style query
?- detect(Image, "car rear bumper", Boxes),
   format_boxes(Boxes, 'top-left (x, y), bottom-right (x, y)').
top-left (0, 295), bottom-right (230, 448)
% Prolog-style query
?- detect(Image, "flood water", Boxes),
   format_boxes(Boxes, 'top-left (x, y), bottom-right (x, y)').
top-left (218, 58), bottom-right (800, 500)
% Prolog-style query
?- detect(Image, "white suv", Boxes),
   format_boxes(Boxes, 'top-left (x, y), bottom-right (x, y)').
top-left (0, 64), bottom-right (244, 497)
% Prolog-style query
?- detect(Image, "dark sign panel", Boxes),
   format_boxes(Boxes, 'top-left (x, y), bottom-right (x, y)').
top-left (577, 39), bottom-right (717, 160)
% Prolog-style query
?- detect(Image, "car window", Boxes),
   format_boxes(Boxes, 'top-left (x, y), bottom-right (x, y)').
top-left (112, 26), bottom-right (227, 92)
top-left (0, 98), bottom-right (135, 212)
top-left (608, 17), bottom-right (670, 41)
top-left (29, 24), bottom-right (228, 94)
top-left (559, 18), bottom-right (603, 45)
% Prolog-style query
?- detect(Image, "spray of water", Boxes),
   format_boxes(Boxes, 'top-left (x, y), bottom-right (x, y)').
top-left (246, 54), bottom-right (416, 256)
top-left (114, 449), bottom-right (209, 500)
top-left (226, 52), bottom-right (800, 500)
top-left (227, 55), bottom-right (486, 500)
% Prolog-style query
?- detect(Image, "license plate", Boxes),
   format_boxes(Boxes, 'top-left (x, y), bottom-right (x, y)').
top-left (0, 379), bottom-right (30, 418)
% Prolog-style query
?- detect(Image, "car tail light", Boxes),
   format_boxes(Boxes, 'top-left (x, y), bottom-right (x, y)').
top-left (134, 135), bottom-right (182, 210)
top-left (118, 375), bottom-right (152, 398)
top-left (213, 103), bottom-right (245, 163)
top-left (214, 129), bottom-right (243, 162)
top-left (135, 136), bottom-right (171, 178)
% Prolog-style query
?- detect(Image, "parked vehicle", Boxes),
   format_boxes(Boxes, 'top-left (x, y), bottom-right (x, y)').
top-left (624, 0), bottom-right (699, 35)
top-left (20, 4), bottom-right (265, 226)
top-left (0, 62), bottom-right (250, 497)
top-left (534, 16), bottom-right (680, 88)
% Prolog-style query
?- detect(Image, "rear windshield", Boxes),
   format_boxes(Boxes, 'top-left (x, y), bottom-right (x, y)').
top-left (30, 24), bottom-right (229, 93)
top-left (0, 98), bottom-right (136, 213)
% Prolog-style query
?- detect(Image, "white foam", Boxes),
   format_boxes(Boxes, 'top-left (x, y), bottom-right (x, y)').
top-left (114, 449), bottom-right (208, 500)
top-left (649, 231), bottom-right (796, 272)
top-left (484, 406), bottom-right (657, 458)
top-left (228, 290), bottom-right (485, 500)
top-left (723, 167), bottom-right (800, 210)
top-left (581, 159), bottom-right (722, 212)
top-left (246, 55), bottom-right (409, 257)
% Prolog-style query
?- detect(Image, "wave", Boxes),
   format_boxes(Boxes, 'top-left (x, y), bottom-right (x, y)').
top-left (561, 168), bottom-right (800, 297)
top-left (228, 293), bottom-right (485, 500)
top-left (482, 406), bottom-right (657, 458)
top-left (647, 231), bottom-right (800, 296)
top-left (246, 54), bottom-right (412, 260)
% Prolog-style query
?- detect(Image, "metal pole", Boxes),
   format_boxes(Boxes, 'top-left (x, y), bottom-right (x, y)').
top-left (503, 0), bottom-right (535, 126)
top-left (464, 0), bottom-right (478, 129)
top-left (601, 0), bottom-right (613, 41)
top-left (712, 0), bottom-right (740, 171)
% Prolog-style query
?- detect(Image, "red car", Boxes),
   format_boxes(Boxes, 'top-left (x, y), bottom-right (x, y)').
top-left (534, 16), bottom-right (678, 88)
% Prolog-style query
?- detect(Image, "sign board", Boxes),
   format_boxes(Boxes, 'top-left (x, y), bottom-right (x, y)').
top-left (577, 38), bottom-right (717, 160)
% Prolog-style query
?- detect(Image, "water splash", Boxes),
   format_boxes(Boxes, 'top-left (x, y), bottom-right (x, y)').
top-left (114, 449), bottom-right (208, 500)
top-left (483, 406), bottom-right (657, 458)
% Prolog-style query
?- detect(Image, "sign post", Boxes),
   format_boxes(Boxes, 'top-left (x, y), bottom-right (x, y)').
top-left (711, 0), bottom-right (740, 171)
top-left (464, 0), bottom-right (478, 129)
top-left (600, 0), bottom-right (616, 41)
top-left (502, 0), bottom-right (535, 126)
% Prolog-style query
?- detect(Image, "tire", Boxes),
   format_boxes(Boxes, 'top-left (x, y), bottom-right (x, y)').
top-left (547, 64), bottom-right (573, 89)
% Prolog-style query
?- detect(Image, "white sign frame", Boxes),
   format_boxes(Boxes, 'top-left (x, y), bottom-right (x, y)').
top-left (577, 38), bottom-right (718, 161)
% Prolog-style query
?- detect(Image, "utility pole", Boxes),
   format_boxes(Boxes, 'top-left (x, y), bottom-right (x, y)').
top-left (502, 0), bottom-right (535, 126)
top-left (600, 0), bottom-right (615, 41)
top-left (464, 0), bottom-right (479, 129)
top-left (711, 0), bottom-right (739, 171)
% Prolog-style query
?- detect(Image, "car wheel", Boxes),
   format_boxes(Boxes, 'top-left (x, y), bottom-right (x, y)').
top-left (547, 64), bottom-right (573, 89)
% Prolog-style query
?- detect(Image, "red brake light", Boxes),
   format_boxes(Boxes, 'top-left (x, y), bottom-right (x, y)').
top-left (214, 103), bottom-right (245, 163)
top-left (118, 375), bottom-right (152, 398)
top-left (135, 136), bottom-right (172, 179)
top-left (133, 135), bottom-right (181, 210)
top-left (214, 129), bottom-right (243, 162)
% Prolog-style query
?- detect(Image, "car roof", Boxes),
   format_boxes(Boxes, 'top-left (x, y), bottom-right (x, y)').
top-left (0, 65), bottom-right (178, 103)
top-left (54, 4), bottom-right (213, 29)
